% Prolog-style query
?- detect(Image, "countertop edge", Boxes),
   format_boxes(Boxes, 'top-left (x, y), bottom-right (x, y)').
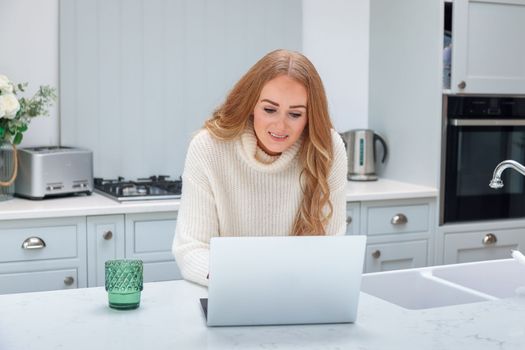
top-left (0, 179), bottom-right (438, 221)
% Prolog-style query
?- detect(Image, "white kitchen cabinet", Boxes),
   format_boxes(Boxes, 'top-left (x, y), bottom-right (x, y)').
top-left (451, 0), bottom-right (525, 94)
top-left (125, 212), bottom-right (182, 282)
top-left (0, 211), bottom-right (181, 294)
top-left (442, 227), bottom-right (525, 264)
top-left (87, 215), bottom-right (125, 287)
top-left (88, 212), bottom-right (181, 287)
top-left (361, 200), bottom-right (431, 236)
top-left (354, 198), bottom-right (435, 273)
top-left (365, 240), bottom-right (428, 273)
top-left (0, 217), bottom-right (87, 294)
top-left (345, 202), bottom-right (361, 235)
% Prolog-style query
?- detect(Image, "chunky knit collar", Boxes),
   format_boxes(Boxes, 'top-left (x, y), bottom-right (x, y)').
top-left (235, 120), bottom-right (303, 173)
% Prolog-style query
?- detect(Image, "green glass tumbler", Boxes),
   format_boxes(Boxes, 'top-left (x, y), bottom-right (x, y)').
top-left (105, 259), bottom-right (143, 310)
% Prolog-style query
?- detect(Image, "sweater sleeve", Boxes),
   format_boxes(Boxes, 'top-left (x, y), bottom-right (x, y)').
top-left (325, 130), bottom-right (348, 236)
top-left (172, 132), bottom-right (219, 286)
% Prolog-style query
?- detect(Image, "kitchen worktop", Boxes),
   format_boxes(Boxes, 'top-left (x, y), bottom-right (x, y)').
top-left (0, 277), bottom-right (523, 350)
top-left (0, 179), bottom-right (437, 221)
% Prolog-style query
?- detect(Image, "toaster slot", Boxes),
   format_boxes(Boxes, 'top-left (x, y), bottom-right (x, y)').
top-left (46, 183), bottom-right (64, 191)
top-left (72, 180), bottom-right (90, 189)
top-left (72, 183), bottom-right (89, 189)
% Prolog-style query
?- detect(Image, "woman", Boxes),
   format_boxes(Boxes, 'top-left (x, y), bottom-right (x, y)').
top-left (172, 49), bottom-right (347, 286)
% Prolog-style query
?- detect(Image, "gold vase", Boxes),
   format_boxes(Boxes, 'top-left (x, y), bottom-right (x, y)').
top-left (0, 142), bottom-right (18, 201)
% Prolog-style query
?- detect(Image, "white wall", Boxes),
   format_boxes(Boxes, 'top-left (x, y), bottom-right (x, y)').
top-left (60, 0), bottom-right (302, 179)
top-left (0, 0), bottom-right (59, 147)
top-left (368, 0), bottom-right (442, 187)
top-left (303, 0), bottom-right (370, 132)
top-left (0, 0), bottom-right (370, 146)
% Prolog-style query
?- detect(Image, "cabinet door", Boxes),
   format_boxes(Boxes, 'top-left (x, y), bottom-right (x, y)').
top-left (345, 202), bottom-right (360, 235)
top-left (365, 240), bottom-right (427, 273)
top-left (452, 0), bottom-right (525, 94)
top-left (125, 212), bottom-right (181, 282)
top-left (443, 228), bottom-right (525, 264)
top-left (0, 269), bottom-right (78, 295)
top-left (87, 215), bottom-right (125, 287)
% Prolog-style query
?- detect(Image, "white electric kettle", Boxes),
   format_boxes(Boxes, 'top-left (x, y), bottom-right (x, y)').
top-left (340, 129), bottom-right (388, 181)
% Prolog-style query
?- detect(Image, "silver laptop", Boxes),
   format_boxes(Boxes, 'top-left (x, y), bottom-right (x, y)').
top-left (201, 235), bottom-right (367, 326)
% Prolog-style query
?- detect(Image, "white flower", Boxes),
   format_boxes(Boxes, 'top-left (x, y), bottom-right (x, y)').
top-left (0, 75), bottom-right (14, 94)
top-left (0, 93), bottom-right (20, 119)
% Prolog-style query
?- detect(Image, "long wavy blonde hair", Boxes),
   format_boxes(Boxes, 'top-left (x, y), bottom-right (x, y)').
top-left (204, 49), bottom-right (334, 235)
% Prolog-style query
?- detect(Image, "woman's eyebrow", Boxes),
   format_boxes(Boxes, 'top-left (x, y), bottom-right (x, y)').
top-left (261, 98), bottom-right (279, 106)
top-left (261, 99), bottom-right (306, 109)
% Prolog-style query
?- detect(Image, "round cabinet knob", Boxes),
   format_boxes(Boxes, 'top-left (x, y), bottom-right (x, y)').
top-left (482, 233), bottom-right (498, 245)
top-left (458, 80), bottom-right (467, 89)
top-left (391, 214), bottom-right (408, 225)
top-left (103, 230), bottom-right (113, 240)
top-left (21, 237), bottom-right (46, 250)
top-left (346, 216), bottom-right (352, 225)
top-left (372, 250), bottom-right (381, 259)
top-left (64, 276), bottom-right (75, 286)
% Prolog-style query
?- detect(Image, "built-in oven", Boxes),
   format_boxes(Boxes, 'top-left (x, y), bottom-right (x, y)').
top-left (441, 95), bottom-right (525, 224)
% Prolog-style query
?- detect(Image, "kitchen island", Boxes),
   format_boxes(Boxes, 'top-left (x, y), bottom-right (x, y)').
top-left (0, 278), bottom-right (523, 350)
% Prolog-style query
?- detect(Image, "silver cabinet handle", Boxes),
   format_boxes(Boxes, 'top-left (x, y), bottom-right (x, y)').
top-left (483, 233), bottom-right (498, 245)
top-left (372, 250), bottom-right (381, 259)
top-left (64, 276), bottom-right (75, 286)
top-left (103, 230), bottom-right (113, 240)
top-left (391, 214), bottom-right (408, 225)
top-left (346, 216), bottom-right (352, 225)
top-left (458, 80), bottom-right (466, 89)
top-left (21, 237), bottom-right (46, 250)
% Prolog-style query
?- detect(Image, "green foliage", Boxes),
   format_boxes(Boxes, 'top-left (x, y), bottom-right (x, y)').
top-left (0, 81), bottom-right (57, 145)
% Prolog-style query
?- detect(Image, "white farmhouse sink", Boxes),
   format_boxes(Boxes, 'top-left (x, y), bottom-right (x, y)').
top-left (361, 258), bottom-right (524, 310)
top-left (432, 259), bottom-right (525, 299)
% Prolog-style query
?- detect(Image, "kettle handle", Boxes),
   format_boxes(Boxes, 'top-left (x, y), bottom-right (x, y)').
top-left (374, 133), bottom-right (388, 163)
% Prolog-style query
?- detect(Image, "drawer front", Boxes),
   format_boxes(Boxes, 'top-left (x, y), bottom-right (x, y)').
top-left (443, 228), bottom-right (525, 264)
top-left (363, 203), bottom-right (429, 236)
top-left (0, 268), bottom-right (78, 294)
top-left (0, 225), bottom-right (79, 263)
top-left (365, 240), bottom-right (427, 273)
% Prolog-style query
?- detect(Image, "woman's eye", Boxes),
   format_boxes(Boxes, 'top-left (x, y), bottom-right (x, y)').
top-left (289, 112), bottom-right (302, 119)
top-left (264, 107), bottom-right (276, 114)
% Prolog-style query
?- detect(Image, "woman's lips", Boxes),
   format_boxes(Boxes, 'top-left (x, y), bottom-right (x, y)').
top-left (268, 131), bottom-right (288, 142)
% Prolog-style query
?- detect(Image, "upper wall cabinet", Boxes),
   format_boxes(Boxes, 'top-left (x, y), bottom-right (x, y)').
top-left (450, 0), bottom-right (525, 94)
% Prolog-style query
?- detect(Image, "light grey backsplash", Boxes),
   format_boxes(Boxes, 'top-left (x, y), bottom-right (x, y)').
top-left (60, 0), bottom-right (302, 179)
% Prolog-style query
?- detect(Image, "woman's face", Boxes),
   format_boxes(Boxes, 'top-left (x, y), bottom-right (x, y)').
top-left (253, 75), bottom-right (308, 156)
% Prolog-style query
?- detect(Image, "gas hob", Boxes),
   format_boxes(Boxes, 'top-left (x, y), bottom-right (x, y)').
top-left (94, 175), bottom-right (182, 202)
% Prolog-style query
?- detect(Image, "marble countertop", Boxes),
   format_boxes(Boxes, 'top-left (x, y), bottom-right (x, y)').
top-left (0, 179), bottom-right (437, 221)
top-left (344, 178), bottom-right (437, 201)
top-left (0, 279), bottom-right (523, 350)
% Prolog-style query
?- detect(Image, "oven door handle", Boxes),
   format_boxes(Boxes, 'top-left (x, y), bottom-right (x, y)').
top-left (450, 119), bottom-right (525, 126)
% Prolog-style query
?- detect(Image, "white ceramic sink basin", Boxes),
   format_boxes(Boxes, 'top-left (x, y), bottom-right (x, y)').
top-left (361, 258), bottom-right (525, 310)
top-left (432, 258), bottom-right (525, 299)
top-left (361, 269), bottom-right (495, 310)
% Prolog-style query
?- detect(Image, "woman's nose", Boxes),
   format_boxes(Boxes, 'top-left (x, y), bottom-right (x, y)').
top-left (274, 113), bottom-right (288, 130)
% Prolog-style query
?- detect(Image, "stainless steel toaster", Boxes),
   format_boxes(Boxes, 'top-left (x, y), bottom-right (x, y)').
top-left (15, 146), bottom-right (93, 199)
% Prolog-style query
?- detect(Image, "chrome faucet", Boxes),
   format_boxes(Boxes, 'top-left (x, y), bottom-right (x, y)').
top-left (489, 160), bottom-right (525, 189)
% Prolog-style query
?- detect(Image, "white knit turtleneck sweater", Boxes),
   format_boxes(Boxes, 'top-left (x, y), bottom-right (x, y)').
top-left (172, 124), bottom-right (348, 286)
